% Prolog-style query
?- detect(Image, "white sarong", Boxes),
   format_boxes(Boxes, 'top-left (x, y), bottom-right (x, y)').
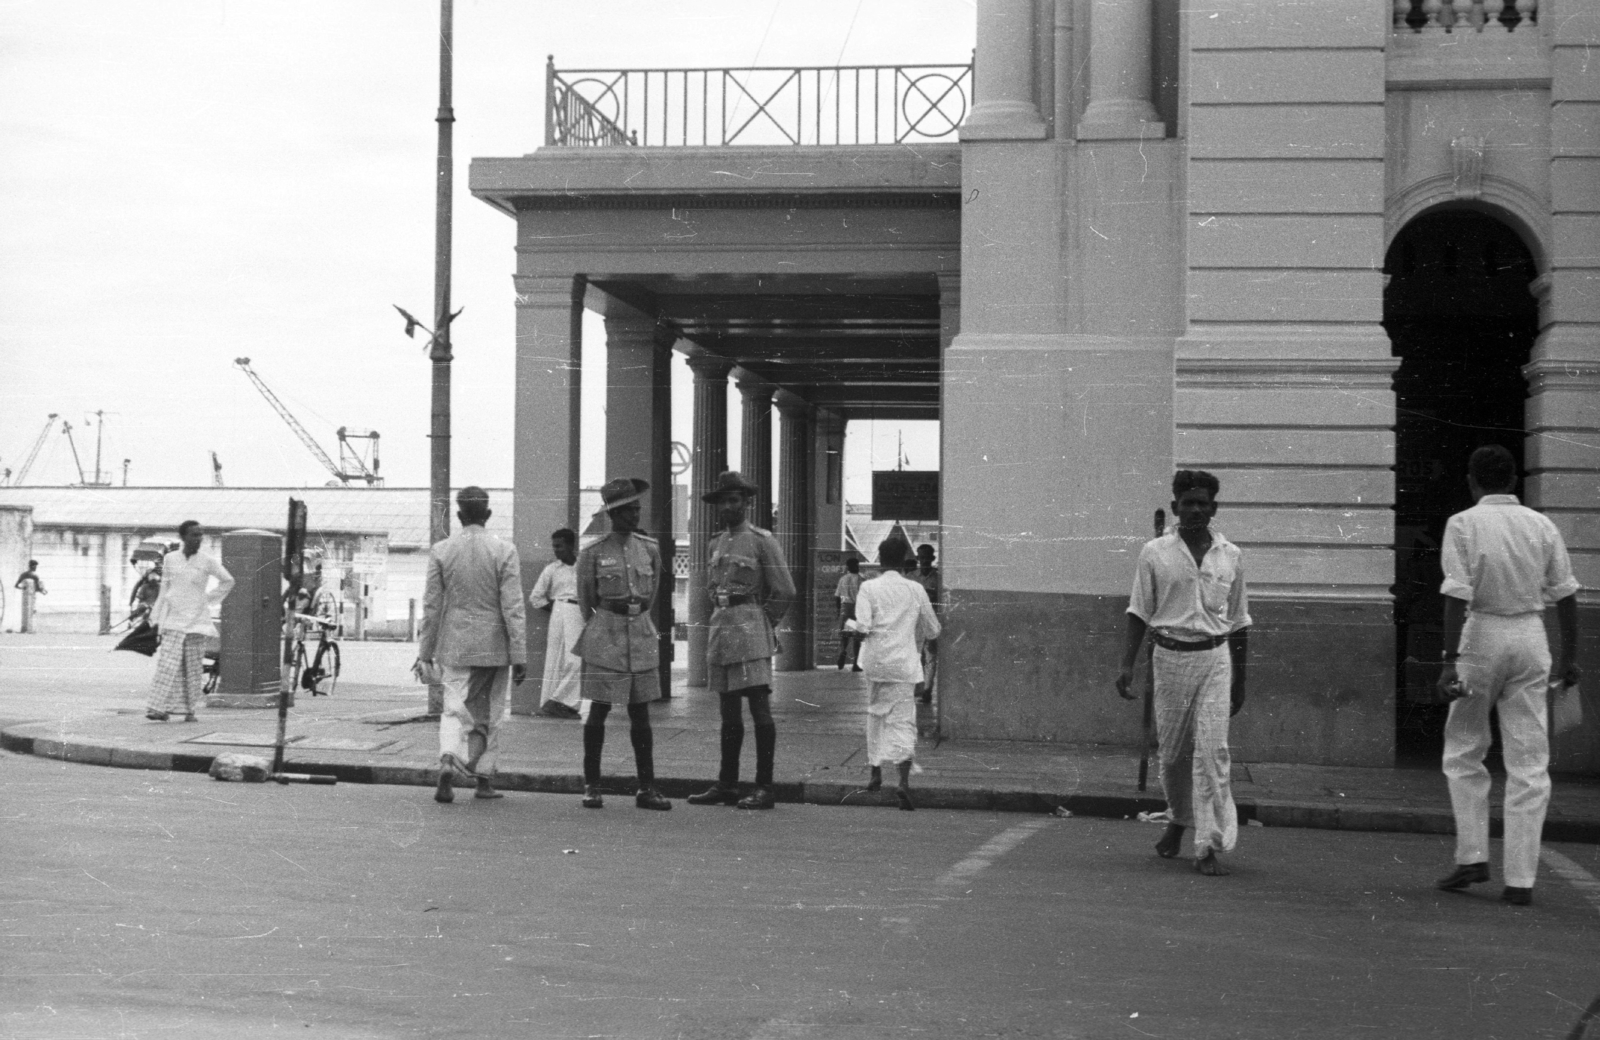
top-left (541, 601), bottom-right (585, 712)
top-left (866, 681), bottom-right (918, 767)
top-left (1153, 645), bottom-right (1238, 857)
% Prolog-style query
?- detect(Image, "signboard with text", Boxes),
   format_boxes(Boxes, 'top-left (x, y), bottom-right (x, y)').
top-left (871, 470), bottom-right (939, 521)
top-left (811, 549), bottom-right (879, 669)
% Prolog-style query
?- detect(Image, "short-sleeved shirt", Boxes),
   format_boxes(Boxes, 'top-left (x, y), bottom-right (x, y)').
top-left (1440, 494), bottom-right (1580, 616)
top-left (572, 533), bottom-right (661, 673)
top-left (707, 523), bottom-right (796, 666)
top-left (835, 572), bottom-right (862, 605)
top-left (1126, 530), bottom-right (1251, 642)
top-left (153, 550), bottom-right (235, 638)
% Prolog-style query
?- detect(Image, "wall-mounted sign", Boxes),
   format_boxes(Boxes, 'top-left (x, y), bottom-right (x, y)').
top-left (871, 470), bottom-right (939, 521)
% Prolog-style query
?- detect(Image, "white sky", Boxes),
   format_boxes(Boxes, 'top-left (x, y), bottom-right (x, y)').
top-left (0, 0), bottom-right (967, 501)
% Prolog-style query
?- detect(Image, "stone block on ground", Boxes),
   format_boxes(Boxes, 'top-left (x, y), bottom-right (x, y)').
top-left (210, 752), bottom-right (270, 782)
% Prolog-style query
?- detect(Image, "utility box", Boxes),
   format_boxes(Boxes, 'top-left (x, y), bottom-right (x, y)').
top-left (208, 529), bottom-right (288, 709)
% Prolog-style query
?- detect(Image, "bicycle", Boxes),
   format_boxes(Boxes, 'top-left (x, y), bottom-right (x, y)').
top-left (291, 612), bottom-right (341, 697)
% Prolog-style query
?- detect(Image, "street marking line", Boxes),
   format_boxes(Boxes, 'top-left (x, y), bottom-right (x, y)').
top-left (883, 818), bottom-right (1054, 934)
top-left (1541, 848), bottom-right (1600, 915)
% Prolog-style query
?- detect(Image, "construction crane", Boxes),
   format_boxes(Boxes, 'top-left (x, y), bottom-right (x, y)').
top-left (61, 417), bottom-right (112, 487)
top-left (211, 451), bottom-right (225, 487)
top-left (10, 413), bottom-right (59, 485)
top-left (233, 357), bottom-right (383, 486)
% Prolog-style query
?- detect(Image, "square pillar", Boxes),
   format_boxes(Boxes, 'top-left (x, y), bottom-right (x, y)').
top-left (513, 273), bottom-right (584, 715)
top-left (685, 354), bottom-right (733, 687)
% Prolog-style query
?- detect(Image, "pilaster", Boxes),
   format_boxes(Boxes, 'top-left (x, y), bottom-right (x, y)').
top-left (1076, 0), bottom-right (1165, 139)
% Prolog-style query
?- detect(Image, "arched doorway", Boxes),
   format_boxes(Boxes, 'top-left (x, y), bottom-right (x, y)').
top-left (1384, 208), bottom-right (1539, 765)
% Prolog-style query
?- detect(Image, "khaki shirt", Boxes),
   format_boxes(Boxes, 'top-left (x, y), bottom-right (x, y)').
top-left (572, 532), bottom-right (662, 673)
top-left (707, 523), bottom-right (796, 665)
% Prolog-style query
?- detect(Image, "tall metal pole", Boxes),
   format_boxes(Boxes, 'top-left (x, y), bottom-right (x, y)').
top-left (429, 0), bottom-right (454, 548)
top-left (425, 0), bottom-right (455, 718)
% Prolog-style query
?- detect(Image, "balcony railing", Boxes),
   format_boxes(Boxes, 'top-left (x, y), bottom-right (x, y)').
top-left (545, 59), bottom-right (973, 148)
top-left (1393, 0), bottom-right (1537, 32)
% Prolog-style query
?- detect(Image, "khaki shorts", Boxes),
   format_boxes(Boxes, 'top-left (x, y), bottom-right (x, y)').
top-left (582, 664), bottom-right (660, 705)
top-left (708, 656), bottom-right (773, 694)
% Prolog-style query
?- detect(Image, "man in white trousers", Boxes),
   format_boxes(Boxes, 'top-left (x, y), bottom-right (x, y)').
top-left (847, 537), bottom-right (940, 811)
top-left (1435, 444), bottom-right (1581, 907)
top-left (417, 486), bottom-right (527, 804)
top-left (529, 528), bottom-right (585, 719)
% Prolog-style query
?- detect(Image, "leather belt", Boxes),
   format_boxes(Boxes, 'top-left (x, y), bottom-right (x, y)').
top-left (1150, 631), bottom-right (1228, 652)
top-left (715, 593), bottom-right (755, 608)
top-left (601, 599), bottom-right (645, 616)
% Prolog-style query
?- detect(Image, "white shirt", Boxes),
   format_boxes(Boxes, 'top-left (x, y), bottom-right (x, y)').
top-left (1127, 530), bottom-right (1251, 641)
top-left (152, 549), bottom-right (235, 637)
top-left (848, 570), bottom-right (941, 684)
top-left (529, 559), bottom-right (579, 609)
top-left (834, 572), bottom-right (862, 605)
top-left (1440, 494), bottom-right (1580, 616)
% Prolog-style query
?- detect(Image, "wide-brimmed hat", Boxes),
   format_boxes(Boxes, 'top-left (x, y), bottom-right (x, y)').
top-left (700, 470), bottom-right (760, 503)
top-left (599, 477), bottom-right (649, 510)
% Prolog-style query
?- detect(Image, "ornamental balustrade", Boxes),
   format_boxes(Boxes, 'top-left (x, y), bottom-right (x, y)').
top-left (545, 58), bottom-right (973, 148)
top-left (1394, 0), bottom-right (1537, 32)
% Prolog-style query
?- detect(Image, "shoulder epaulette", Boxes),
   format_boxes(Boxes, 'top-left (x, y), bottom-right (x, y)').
top-left (750, 525), bottom-right (774, 537)
top-left (635, 532), bottom-right (658, 544)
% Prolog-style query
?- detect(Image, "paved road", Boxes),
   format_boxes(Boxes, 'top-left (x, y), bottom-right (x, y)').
top-left (7, 753), bottom-right (1600, 1040)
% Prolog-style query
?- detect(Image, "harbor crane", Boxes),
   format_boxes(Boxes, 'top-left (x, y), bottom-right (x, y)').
top-left (233, 358), bottom-right (382, 486)
top-left (61, 411), bottom-right (114, 487)
top-left (8, 413), bottom-right (59, 485)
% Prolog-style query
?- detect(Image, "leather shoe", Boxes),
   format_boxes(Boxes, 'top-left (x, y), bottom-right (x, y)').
top-left (635, 787), bottom-right (672, 811)
top-left (434, 774), bottom-right (454, 804)
top-left (1436, 862), bottom-right (1490, 891)
top-left (474, 780), bottom-right (504, 800)
top-left (687, 783), bottom-right (742, 806)
top-left (895, 786), bottom-right (915, 812)
top-left (737, 786), bottom-right (776, 810)
top-left (145, 710), bottom-right (169, 721)
top-left (1500, 885), bottom-right (1533, 906)
top-left (582, 785), bottom-right (603, 809)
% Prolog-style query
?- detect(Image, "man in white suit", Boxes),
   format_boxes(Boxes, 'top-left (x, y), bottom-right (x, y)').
top-left (417, 487), bottom-right (527, 803)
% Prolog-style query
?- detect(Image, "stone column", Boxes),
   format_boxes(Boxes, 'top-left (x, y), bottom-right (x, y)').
top-left (651, 323), bottom-right (677, 697)
top-left (1076, 0), bottom-right (1165, 139)
top-left (737, 375), bottom-right (775, 530)
top-left (962, 0), bottom-right (1046, 138)
top-left (685, 354), bottom-right (733, 687)
top-left (513, 273), bottom-right (584, 715)
top-left (774, 391), bottom-right (812, 672)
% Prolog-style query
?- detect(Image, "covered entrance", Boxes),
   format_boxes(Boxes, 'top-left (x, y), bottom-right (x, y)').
top-left (1384, 208), bottom-right (1539, 763)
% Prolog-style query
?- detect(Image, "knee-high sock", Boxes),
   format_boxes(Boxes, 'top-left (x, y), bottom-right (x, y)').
top-left (746, 687), bottom-right (777, 787)
top-left (583, 702), bottom-right (611, 784)
top-left (627, 701), bottom-right (654, 786)
top-left (718, 692), bottom-right (745, 785)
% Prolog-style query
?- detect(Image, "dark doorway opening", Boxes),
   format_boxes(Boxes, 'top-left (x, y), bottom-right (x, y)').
top-left (1384, 209), bottom-right (1539, 767)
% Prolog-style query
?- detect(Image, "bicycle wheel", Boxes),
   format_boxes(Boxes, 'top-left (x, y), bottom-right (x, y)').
top-left (293, 642), bottom-right (310, 695)
top-left (321, 641), bottom-right (340, 697)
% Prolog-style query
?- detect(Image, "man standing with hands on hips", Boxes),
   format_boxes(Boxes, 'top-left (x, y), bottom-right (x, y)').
top-left (687, 471), bottom-right (796, 811)
top-left (1117, 470), bottom-right (1251, 876)
top-left (1433, 444), bottom-right (1581, 907)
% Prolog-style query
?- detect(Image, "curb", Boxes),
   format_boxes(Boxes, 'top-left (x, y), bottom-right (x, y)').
top-left (8, 726), bottom-right (1600, 844)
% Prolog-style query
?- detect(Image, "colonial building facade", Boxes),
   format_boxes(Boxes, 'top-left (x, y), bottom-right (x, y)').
top-left (471, 1), bottom-right (1600, 771)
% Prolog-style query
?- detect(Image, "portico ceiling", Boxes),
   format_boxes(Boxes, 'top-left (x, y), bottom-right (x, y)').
top-left (590, 272), bottom-right (942, 421)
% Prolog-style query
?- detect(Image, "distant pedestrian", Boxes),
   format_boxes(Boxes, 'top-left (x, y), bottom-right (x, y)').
top-left (529, 528), bottom-right (584, 720)
top-left (146, 523), bottom-right (234, 722)
top-left (912, 544), bottom-right (941, 703)
top-left (1434, 445), bottom-right (1581, 907)
top-left (14, 559), bottom-right (46, 633)
top-left (1116, 471), bottom-right (1251, 876)
top-left (570, 478), bottom-right (671, 811)
top-left (835, 556), bottom-right (863, 671)
top-left (417, 487), bottom-right (527, 804)
top-left (687, 471), bottom-right (796, 811)
top-left (847, 537), bottom-right (940, 810)
top-left (129, 557), bottom-right (162, 622)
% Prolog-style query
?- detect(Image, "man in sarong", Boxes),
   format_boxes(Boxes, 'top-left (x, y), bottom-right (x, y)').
top-left (570, 478), bottom-right (671, 810)
top-left (687, 471), bottom-right (796, 811)
top-left (530, 528), bottom-right (584, 719)
top-left (1433, 444), bottom-right (1581, 907)
top-left (147, 522), bottom-right (234, 722)
top-left (847, 537), bottom-right (940, 810)
top-left (417, 487), bottom-right (526, 804)
top-left (1116, 470), bottom-right (1251, 876)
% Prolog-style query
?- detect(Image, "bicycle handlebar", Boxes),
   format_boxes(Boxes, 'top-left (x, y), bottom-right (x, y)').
top-left (292, 613), bottom-right (338, 630)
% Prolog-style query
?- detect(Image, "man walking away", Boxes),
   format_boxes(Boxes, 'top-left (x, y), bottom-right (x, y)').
top-left (847, 537), bottom-right (940, 810)
top-left (530, 528), bottom-right (584, 719)
top-left (687, 471), bottom-right (796, 811)
top-left (417, 487), bottom-right (527, 804)
top-left (570, 478), bottom-right (672, 811)
top-left (147, 523), bottom-right (234, 722)
top-left (835, 556), bottom-right (863, 671)
top-left (1116, 471), bottom-right (1251, 876)
top-left (14, 559), bottom-right (46, 634)
top-left (1434, 444), bottom-right (1581, 907)
top-left (913, 544), bottom-right (941, 703)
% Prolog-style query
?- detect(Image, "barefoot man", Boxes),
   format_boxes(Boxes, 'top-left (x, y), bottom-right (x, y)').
top-left (1116, 470), bottom-right (1251, 876)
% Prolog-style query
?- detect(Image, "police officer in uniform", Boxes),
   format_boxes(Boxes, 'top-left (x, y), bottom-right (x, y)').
top-left (571, 477), bottom-right (672, 811)
top-left (687, 471), bottom-right (797, 810)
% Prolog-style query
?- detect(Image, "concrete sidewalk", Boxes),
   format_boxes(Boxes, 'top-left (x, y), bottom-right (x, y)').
top-left (5, 662), bottom-right (1600, 842)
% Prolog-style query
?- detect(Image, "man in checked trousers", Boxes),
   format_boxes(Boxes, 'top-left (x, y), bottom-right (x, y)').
top-left (146, 520), bottom-right (234, 722)
top-left (1116, 470), bottom-right (1251, 876)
